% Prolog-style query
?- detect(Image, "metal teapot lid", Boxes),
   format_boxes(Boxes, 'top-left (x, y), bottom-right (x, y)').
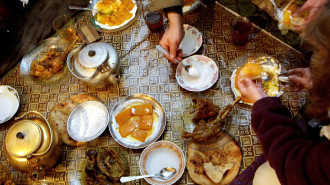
top-left (78, 43), bottom-right (108, 68)
top-left (5, 120), bottom-right (42, 157)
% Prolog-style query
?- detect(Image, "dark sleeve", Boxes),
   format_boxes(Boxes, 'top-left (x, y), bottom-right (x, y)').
top-left (163, 6), bottom-right (183, 16)
top-left (252, 97), bottom-right (330, 185)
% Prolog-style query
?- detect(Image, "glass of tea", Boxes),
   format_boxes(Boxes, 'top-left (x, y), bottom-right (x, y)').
top-left (52, 15), bottom-right (77, 43)
top-left (143, 5), bottom-right (164, 33)
top-left (231, 17), bottom-right (252, 46)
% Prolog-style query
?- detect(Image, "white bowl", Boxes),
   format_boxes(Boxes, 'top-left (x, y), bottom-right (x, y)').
top-left (139, 141), bottom-right (185, 185)
top-left (0, 86), bottom-right (20, 124)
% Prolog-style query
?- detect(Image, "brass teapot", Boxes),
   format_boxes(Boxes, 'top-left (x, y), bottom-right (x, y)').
top-left (3, 111), bottom-right (62, 179)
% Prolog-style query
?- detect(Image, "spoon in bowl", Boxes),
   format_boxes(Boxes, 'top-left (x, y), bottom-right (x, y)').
top-left (120, 167), bottom-right (177, 183)
top-left (156, 45), bottom-right (200, 77)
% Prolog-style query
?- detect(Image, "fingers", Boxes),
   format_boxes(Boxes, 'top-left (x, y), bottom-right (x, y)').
top-left (169, 41), bottom-right (180, 62)
top-left (293, 1), bottom-right (312, 17)
top-left (288, 75), bottom-right (306, 84)
top-left (288, 68), bottom-right (305, 74)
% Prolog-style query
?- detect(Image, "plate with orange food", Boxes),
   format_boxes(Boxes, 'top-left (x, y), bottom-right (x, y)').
top-left (183, 0), bottom-right (202, 15)
top-left (109, 93), bottom-right (166, 149)
top-left (89, 0), bottom-right (140, 32)
top-left (231, 54), bottom-right (286, 105)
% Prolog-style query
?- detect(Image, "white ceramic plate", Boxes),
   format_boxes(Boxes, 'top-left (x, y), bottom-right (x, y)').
top-left (0, 86), bottom-right (20, 124)
top-left (230, 54), bottom-right (286, 105)
top-left (90, 0), bottom-right (139, 32)
top-left (176, 55), bottom-right (219, 92)
top-left (108, 94), bottom-right (166, 149)
top-left (179, 24), bottom-right (203, 57)
top-left (139, 141), bottom-right (185, 185)
top-left (183, 0), bottom-right (201, 15)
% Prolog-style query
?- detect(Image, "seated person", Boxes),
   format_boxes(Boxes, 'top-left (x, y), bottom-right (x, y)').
top-left (236, 2), bottom-right (330, 184)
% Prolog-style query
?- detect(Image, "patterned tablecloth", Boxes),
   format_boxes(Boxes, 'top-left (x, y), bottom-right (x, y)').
top-left (0, 1), bottom-right (308, 184)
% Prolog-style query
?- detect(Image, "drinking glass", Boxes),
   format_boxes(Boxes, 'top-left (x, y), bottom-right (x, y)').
top-left (231, 17), bottom-right (252, 46)
top-left (143, 5), bottom-right (164, 33)
top-left (52, 15), bottom-right (77, 43)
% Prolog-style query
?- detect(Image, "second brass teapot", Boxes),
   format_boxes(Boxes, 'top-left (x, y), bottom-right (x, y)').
top-left (3, 111), bottom-right (62, 179)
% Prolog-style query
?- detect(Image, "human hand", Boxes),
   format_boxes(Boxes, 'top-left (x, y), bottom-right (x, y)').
top-left (293, 0), bottom-right (328, 30)
top-left (159, 12), bottom-right (184, 64)
top-left (237, 73), bottom-right (268, 104)
top-left (287, 67), bottom-right (313, 91)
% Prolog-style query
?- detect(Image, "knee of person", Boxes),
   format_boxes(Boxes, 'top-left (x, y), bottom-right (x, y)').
top-left (253, 161), bottom-right (281, 185)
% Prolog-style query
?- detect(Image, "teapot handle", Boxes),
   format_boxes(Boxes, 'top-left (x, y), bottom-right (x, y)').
top-left (15, 111), bottom-right (47, 122)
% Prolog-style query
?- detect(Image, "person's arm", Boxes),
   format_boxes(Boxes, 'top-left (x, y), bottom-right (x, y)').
top-left (159, 10), bottom-right (184, 64)
top-left (252, 97), bottom-right (330, 185)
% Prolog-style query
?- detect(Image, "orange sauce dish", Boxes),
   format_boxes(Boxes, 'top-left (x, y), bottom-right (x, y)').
top-left (115, 103), bottom-right (155, 142)
top-left (95, 0), bottom-right (136, 27)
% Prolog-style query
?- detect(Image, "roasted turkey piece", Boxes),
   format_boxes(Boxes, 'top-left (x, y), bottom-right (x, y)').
top-left (97, 149), bottom-right (126, 182)
top-left (183, 97), bottom-right (240, 143)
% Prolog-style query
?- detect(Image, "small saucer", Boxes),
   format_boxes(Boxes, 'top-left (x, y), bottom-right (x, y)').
top-left (176, 55), bottom-right (219, 92)
top-left (0, 86), bottom-right (20, 124)
top-left (179, 24), bottom-right (203, 57)
top-left (139, 141), bottom-right (185, 185)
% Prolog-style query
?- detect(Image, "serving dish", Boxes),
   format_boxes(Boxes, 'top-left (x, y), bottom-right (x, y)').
top-left (183, 0), bottom-right (202, 15)
top-left (179, 24), bottom-right (203, 57)
top-left (0, 86), bottom-right (20, 124)
top-left (230, 54), bottom-right (286, 105)
top-left (108, 94), bottom-right (166, 149)
top-left (139, 141), bottom-right (185, 185)
top-left (176, 55), bottom-right (219, 92)
top-left (20, 37), bottom-right (71, 85)
top-left (89, 0), bottom-right (141, 33)
top-left (67, 101), bottom-right (109, 142)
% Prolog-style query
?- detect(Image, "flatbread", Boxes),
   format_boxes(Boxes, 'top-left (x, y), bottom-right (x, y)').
top-left (187, 133), bottom-right (242, 185)
top-left (49, 94), bottom-right (100, 146)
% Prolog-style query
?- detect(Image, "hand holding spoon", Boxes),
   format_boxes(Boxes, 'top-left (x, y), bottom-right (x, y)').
top-left (120, 167), bottom-right (177, 183)
top-left (156, 45), bottom-right (200, 77)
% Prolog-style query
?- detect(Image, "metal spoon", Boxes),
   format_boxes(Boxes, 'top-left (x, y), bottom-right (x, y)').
top-left (261, 71), bottom-right (289, 83)
top-left (120, 167), bottom-right (177, 183)
top-left (156, 45), bottom-right (199, 76)
top-left (68, 6), bottom-right (95, 12)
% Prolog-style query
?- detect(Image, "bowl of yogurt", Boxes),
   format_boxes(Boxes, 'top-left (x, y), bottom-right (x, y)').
top-left (0, 86), bottom-right (20, 124)
top-left (176, 55), bottom-right (219, 92)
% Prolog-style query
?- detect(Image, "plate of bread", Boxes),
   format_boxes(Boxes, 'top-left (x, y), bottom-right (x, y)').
top-left (231, 54), bottom-right (286, 105)
top-left (48, 94), bottom-right (101, 146)
top-left (187, 133), bottom-right (242, 185)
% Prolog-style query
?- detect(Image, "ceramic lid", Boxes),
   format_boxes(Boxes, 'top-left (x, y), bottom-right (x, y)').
top-left (78, 43), bottom-right (108, 68)
top-left (6, 120), bottom-right (42, 157)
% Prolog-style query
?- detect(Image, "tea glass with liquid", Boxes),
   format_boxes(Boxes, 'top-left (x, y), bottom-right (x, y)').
top-left (231, 17), bottom-right (252, 46)
top-left (143, 5), bottom-right (164, 33)
top-left (52, 15), bottom-right (77, 43)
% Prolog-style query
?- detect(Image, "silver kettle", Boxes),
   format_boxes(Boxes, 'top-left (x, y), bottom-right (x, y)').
top-left (67, 42), bottom-right (120, 88)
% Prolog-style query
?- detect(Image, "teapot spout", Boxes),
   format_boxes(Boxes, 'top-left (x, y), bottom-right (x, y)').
top-left (109, 74), bottom-right (120, 86)
top-left (32, 165), bottom-right (45, 180)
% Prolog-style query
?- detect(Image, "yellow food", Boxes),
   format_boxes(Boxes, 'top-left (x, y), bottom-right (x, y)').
top-left (139, 115), bottom-right (153, 130)
top-left (115, 108), bottom-right (132, 126)
top-left (95, 0), bottom-right (135, 27)
top-left (130, 103), bottom-right (153, 116)
top-left (131, 129), bottom-right (148, 142)
top-left (116, 103), bottom-right (156, 141)
top-left (241, 62), bottom-right (262, 80)
top-left (118, 116), bottom-right (139, 137)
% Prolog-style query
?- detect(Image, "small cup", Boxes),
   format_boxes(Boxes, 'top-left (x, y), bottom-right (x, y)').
top-left (52, 15), bottom-right (77, 43)
top-left (231, 17), bottom-right (252, 46)
top-left (143, 8), bottom-right (164, 33)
